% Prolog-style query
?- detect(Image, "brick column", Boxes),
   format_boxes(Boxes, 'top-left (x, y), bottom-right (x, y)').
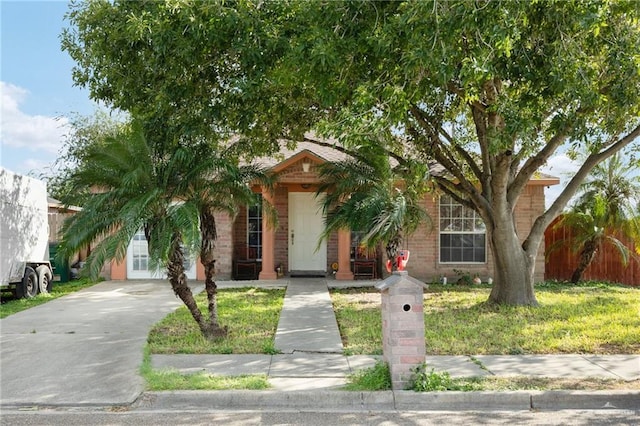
top-left (335, 228), bottom-right (354, 280)
top-left (377, 271), bottom-right (426, 390)
top-left (259, 187), bottom-right (277, 280)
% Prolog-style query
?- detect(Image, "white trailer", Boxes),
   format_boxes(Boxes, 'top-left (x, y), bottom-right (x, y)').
top-left (0, 168), bottom-right (53, 298)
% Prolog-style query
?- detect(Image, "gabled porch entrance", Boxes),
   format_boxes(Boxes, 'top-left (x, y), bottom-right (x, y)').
top-left (231, 145), bottom-right (358, 281)
top-left (288, 192), bottom-right (326, 275)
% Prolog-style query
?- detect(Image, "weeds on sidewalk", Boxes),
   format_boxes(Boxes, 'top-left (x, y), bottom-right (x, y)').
top-left (343, 361), bottom-right (640, 392)
top-left (344, 361), bottom-right (391, 391)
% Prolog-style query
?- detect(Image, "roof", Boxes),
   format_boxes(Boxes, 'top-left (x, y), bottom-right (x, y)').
top-left (250, 135), bottom-right (560, 186)
top-left (528, 172), bottom-right (561, 186)
top-left (48, 197), bottom-right (82, 212)
top-left (252, 134), bottom-right (350, 169)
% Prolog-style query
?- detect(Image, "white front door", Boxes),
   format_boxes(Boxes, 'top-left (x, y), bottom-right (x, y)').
top-left (126, 230), bottom-right (197, 280)
top-left (288, 192), bottom-right (327, 272)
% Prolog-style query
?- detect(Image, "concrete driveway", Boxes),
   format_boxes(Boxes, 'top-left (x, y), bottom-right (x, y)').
top-left (0, 280), bottom-right (198, 407)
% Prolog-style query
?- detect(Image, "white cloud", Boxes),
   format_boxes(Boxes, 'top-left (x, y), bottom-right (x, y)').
top-left (541, 153), bottom-right (581, 208)
top-left (1, 81), bottom-right (70, 154)
top-left (542, 153), bottom-right (581, 179)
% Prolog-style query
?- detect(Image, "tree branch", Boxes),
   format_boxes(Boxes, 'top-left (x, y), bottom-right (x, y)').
top-left (302, 135), bottom-right (409, 167)
top-left (508, 126), bottom-right (572, 205)
top-left (524, 123), bottom-right (640, 255)
top-left (440, 124), bottom-right (484, 184)
top-left (468, 101), bottom-right (493, 195)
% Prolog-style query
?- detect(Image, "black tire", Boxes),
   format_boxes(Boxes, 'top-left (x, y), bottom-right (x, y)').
top-left (36, 265), bottom-right (53, 294)
top-left (18, 266), bottom-right (38, 299)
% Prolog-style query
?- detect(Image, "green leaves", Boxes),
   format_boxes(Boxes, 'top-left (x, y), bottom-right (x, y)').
top-left (316, 140), bottom-right (432, 268)
top-left (63, 0), bottom-right (640, 301)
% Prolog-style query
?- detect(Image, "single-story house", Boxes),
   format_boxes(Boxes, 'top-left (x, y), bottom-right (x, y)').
top-left (107, 139), bottom-right (559, 283)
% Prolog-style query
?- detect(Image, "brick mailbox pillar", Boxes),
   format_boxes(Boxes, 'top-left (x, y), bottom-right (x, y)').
top-left (376, 270), bottom-right (427, 390)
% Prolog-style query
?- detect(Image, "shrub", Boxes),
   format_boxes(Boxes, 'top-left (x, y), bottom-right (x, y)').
top-left (409, 363), bottom-right (473, 391)
top-left (344, 361), bottom-right (391, 391)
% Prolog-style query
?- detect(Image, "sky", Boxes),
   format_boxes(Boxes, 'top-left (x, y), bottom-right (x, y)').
top-left (0, 0), bottom-right (581, 205)
top-left (1, 0), bottom-right (97, 178)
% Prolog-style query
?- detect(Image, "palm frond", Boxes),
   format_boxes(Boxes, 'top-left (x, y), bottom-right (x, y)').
top-left (315, 142), bottom-right (432, 267)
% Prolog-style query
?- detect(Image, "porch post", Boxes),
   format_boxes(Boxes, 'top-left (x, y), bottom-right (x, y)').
top-left (259, 187), bottom-right (277, 280)
top-left (336, 228), bottom-right (354, 280)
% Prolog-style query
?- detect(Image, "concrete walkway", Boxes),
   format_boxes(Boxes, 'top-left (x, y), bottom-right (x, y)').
top-left (1, 278), bottom-right (639, 411)
top-left (274, 278), bottom-right (343, 354)
top-left (152, 353), bottom-right (640, 391)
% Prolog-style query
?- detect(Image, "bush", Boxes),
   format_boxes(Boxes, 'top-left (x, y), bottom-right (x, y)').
top-left (344, 361), bottom-right (391, 391)
top-left (409, 363), bottom-right (473, 391)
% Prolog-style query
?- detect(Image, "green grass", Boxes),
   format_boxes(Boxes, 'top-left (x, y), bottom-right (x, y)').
top-left (0, 278), bottom-right (100, 319)
top-left (343, 361), bottom-right (639, 391)
top-left (331, 282), bottom-right (640, 355)
top-left (144, 370), bottom-right (270, 391)
top-left (143, 280), bottom-right (638, 391)
top-left (344, 361), bottom-right (391, 391)
top-left (147, 287), bottom-right (284, 354)
top-left (140, 346), bottom-right (269, 391)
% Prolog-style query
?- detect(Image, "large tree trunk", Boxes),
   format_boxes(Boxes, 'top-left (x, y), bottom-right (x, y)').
top-left (199, 208), bottom-right (227, 337)
top-left (487, 209), bottom-right (539, 306)
top-left (570, 239), bottom-right (599, 284)
top-left (166, 234), bottom-right (216, 338)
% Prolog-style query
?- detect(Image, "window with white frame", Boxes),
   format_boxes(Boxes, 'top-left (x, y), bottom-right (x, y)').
top-left (131, 231), bottom-right (149, 271)
top-left (247, 197), bottom-right (262, 260)
top-left (439, 195), bottom-right (486, 263)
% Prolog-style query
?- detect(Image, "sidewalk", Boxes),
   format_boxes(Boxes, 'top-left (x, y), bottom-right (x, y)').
top-left (152, 278), bottom-right (640, 394)
top-left (151, 353), bottom-right (640, 391)
top-left (1, 278), bottom-right (638, 412)
top-left (147, 277), bottom-right (640, 411)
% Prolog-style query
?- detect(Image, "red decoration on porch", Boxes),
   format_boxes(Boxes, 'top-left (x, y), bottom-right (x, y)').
top-left (386, 250), bottom-right (410, 273)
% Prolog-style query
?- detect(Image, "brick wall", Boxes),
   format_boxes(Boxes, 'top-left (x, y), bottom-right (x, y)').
top-left (225, 154), bottom-right (549, 283)
top-left (403, 187), bottom-right (547, 284)
top-left (381, 274), bottom-right (426, 390)
top-left (214, 211), bottom-right (233, 279)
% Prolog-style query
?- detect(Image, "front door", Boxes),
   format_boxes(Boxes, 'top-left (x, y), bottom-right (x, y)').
top-left (288, 192), bottom-right (326, 273)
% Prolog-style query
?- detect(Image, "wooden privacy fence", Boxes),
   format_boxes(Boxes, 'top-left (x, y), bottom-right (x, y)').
top-left (545, 216), bottom-right (640, 286)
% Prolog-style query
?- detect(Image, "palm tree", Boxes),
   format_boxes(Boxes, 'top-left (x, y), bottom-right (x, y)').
top-left (316, 142), bottom-right (432, 272)
top-left (177, 144), bottom-right (275, 337)
top-left (57, 120), bottom-right (211, 338)
top-left (556, 154), bottom-right (640, 283)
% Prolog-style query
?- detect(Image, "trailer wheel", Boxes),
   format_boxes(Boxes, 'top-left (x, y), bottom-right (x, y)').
top-left (17, 266), bottom-right (38, 299)
top-left (36, 265), bottom-right (53, 294)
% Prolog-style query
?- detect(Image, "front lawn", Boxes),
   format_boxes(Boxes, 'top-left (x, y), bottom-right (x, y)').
top-left (331, 281), bottom-right (640, 355)
top-left (144, 281), bottom-right (638, 391)
top-left (147, 287), bottom-right (284, 354)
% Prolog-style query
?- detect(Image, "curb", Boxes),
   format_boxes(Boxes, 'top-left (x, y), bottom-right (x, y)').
top-left (135, 390), bottom-right (640, 412)
top-left (394, 390), bottom-right (531, 411)
top-left (531, 390), bottom-right (640, 411)
top-left (135, 390), bottom-right (395, 412)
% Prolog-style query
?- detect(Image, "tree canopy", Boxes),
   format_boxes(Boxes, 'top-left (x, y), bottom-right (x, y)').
top-left (63, 0), bottom-right (640, 305)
